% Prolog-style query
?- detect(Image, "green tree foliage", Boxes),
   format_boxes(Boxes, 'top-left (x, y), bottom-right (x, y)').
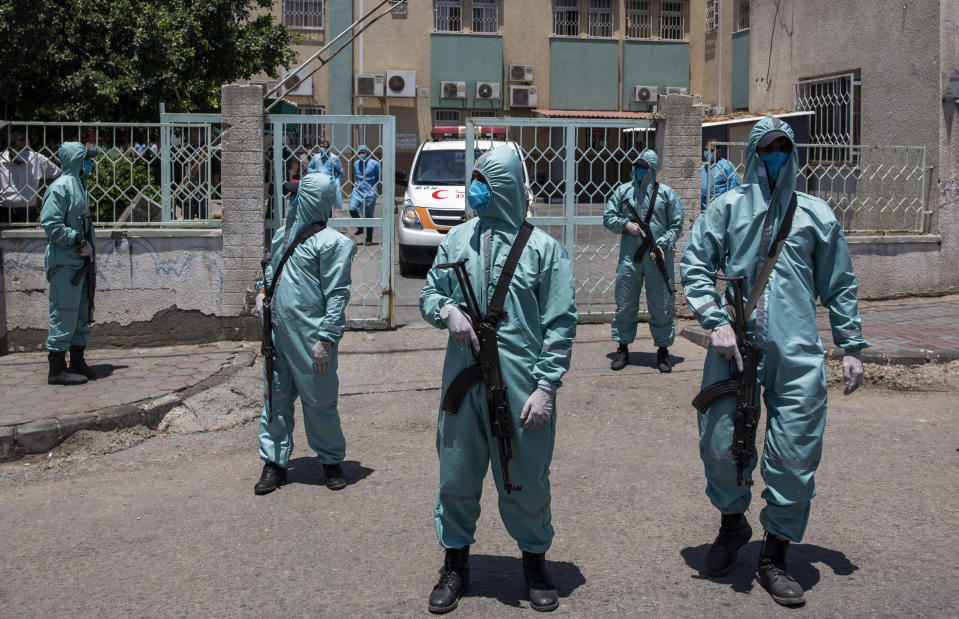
top-left (0, 0), bottom-right (298, 121)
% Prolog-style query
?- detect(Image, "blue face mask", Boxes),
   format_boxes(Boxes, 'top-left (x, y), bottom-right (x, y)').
top-left (760, 151), bottom-right (789, 182)
top-left (83, 159), bottom-right (93, 178)
top-left (466, 180), bottom-right (490, 214)
top-left (633, 168), bottom-right (646, 184)
top-left (703, 150), bottom-right (713, 163)
top-left (359, 153), bottom-right (368, 160)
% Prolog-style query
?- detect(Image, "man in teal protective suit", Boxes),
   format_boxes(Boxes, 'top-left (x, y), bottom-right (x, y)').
top-left (681, 116), bottom-right (867, 606)
top-left (603, 149), bottom-right (683, 373)
top-left (348, 144), bottom-right (380, 245)
top-left (253, 172), bottom-right (355, 495)
top-left (40, 142), bottom-right (99, 385)
top-left (419, 146), bottom-right (577, 614)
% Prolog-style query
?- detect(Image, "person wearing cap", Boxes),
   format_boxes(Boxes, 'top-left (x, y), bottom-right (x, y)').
top-left (307, 139), bottom-right (344, 208)
top-left (419, 146), bottom-right (577, 613)
top-left (39, 142), bottom-right (99, 385)
top-left (348, 144), bottom-right (380, 245)
top-left (701, 137), bottom-right (740, 210)
top-left (681, 116), bottom-right (867, 606)
top-left (603, 149), bottom-right (684, 373)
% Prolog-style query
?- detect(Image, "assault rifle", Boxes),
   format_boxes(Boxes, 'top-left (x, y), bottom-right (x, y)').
top-left (71, 214), bottom-right (96, 323)
top-left (691, 276), bottom-right (758, 487)
top-left (619, 184), bottom-right (674, 295)
top-left (260, 258), bottom-right (275, 421)
top-left (437, 257), bottom-right (522, 495)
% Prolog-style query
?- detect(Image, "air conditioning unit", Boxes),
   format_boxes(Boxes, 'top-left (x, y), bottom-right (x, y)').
top-left (354, 74), bottom-right (385, 97)
top-left (664, 87), bottom-right (688, 95)
top-left (475, 82), bottom-right (501, 100)
top-left (633, 85), bottom-right (658, 103)
top-left (509, 85), bottom-right (538, 108)
top-left (441, 81), bottom-right (467, 99)
top-left (386, 70), bottom-right (416, 97)
top-left (281, 70), bottom-right (313, 97)
top-left (508, 64), bottom-right (534, 82)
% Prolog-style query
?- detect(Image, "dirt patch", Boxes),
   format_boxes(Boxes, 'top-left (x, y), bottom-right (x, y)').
top-left (827, 359), bottom-right (959, 392)
top-left (50, 427), bottom-right (156, 461)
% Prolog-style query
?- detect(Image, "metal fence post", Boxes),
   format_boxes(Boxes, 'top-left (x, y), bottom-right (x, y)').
top-left (563, 124), bottom-right (576, 260)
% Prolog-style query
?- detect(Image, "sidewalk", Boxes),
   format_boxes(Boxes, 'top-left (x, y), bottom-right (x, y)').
top-left (2, 295), bottom-right (957, 461)
top-left (681, 294), bottom-right (959, 364)
top-left (0, 342), bottom-right (255, 460)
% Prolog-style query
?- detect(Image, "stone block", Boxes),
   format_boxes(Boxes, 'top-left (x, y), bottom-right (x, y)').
top-left (15, 419), bottom-right (60, 455)
top-left (58, 412), bottom-right (99, 440)
top-left (98, 405), bottom-right (143, 431)
top-left (0, 425), bottom-right (15, 461)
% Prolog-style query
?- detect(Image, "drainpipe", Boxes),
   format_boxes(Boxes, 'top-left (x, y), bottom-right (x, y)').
top-left (717, 0), bottom-right (723, 111)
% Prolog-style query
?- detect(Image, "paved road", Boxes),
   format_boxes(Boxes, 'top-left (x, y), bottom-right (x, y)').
top-left (1, 325), bottom-right (956, 616)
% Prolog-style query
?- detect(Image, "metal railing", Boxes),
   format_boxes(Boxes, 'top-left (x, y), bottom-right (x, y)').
top-left (659, 0), bottom-right (685, 40)
top-left (465, 117), bottom-right (657, 322)
top-left (553, 0), bottom-right (581, 36)
top-left (471, 0), bottom-right (497, 32)
top-left (794, 73), bottom-right (860, 163)
top-left (266, 114), bottom-right (396, 328)
top-left (626, 0), bottom-right (652, 38)
top-left (1, 121), bottom-right (221, 227)
top-left (735, 0), bottom-right (749, 31)
top-left (706, 142), bottom-right (928, 234)
top-left (587, 0), bottom-right (614, 37)
top-left (434, 0), bottom-right (462, 31)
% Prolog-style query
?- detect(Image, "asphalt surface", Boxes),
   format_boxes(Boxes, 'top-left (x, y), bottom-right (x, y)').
top-left (1, 324), bottom-right (956, 617)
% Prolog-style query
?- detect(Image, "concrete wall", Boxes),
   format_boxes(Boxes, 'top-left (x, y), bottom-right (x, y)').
top-left (747, 0), bottom-right (957, 299)
top-left (701, 0), bottom-right (741, 111)
top-left (549, 39), bottom-right (620, 110)
top-left (430, 34), bottom-right (504, 110)
top-left (622, 41), bottom-right (691, 112)
top-left (0, 85), bottom-right (266, 353)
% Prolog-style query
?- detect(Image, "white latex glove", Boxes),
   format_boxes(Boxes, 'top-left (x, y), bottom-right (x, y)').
top-left (255, 293), bottom-right (265, 319)
top-left (625, 222), bottom-right (642, 236)
top-left (842, 350), bottom-right (864, 395)
top-left (77, 239), bottom-right (93, 257)
top-left (440, 304), bottom-right (479, 351)
top-left (710, 324), bottom-right (743, 373)
top-left (312, 340), bottom-right (332, 372)
top-left (520, 382), bottom-right (556, 430)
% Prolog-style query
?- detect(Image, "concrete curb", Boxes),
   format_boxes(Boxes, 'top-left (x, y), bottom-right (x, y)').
top-left (680, 326), bottom-right (959, 365)
top-left (1, 346), bottom-right (257, 462)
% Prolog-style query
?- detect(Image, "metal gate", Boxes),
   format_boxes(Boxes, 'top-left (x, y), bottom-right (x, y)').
top-left (464, 117), bottom-right (656, 322)
top-left (706, 141), bottom-right (928, 234)
top-left (266, 114), bottom-right (395, 328)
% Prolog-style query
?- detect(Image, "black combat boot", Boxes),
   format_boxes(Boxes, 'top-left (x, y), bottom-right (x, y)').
top-left (610, 344), bottom-right (629, 371)
top-left (254, 462), bottom-right (287, 495)
top-left (522, 551), bottom-right (559, 612)
top-left (428, 546), bottom-right (470, 614)
top-left (656, 347), bottom-right (672, 373)
top-left (703, 513), bottom-right (752, 576)
top-left (68, 345), bottom-right (97, 380)
top-left (47, 351), bottom-right (88, 386)
top-left (323, 462), bottom-right (347, 490)
top-left (757, 531), bottom-right (805, 606)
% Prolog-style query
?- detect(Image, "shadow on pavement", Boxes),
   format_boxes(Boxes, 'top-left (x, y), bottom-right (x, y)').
top-left (604, 350), bottom-right (687, 370)
top-left (467, 554), bottom-right (586, 608)
top-left (286, 458), bottom-right (374, 488)
top-left (680, 541), bottom-right (859, 595)
top-left (87, 364), bottom-right (128, 379)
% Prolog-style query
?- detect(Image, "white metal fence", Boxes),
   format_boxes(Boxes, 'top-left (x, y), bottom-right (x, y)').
top-left (465, 117), bottom-right (657, 322)
top-left (1, 120), bottom-right (221, 227)
top-left (706, 142), bottom-right (928, 234)
top-left (795, 73), bottom-right (860, 163)
top-left (266, 114), bottom-right (396, 328)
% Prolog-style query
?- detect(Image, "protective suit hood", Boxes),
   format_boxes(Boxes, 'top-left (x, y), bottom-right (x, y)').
top-left (290, 171), bottom-right (336, 237)
top-left (356, 144), bottom-right (370, 155)
top-left (58, 142), bottom-right (87, 178)
top-left (475, 146), bottom-right (526, 230)
top-left (633, 149), bottom-right (661, 209)
top-left (744, 116), bottom-right (798, 201)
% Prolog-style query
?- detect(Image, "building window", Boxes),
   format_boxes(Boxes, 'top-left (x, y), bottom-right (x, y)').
top-left (625, 0), bottom-right (651, 38)
top-left (283, 0), bottom-right (324, 30)
top-left (471, 0), bottom-right (497, 32)
top-left (705, 0), bottom-right (718, 33)
top-left (470, 110), bottom-right (497, 118)
top-left (434, 110), bottom-right (461, 126)
top-left (552, 0), bottom-right (580, 36)
top-left (795, 72), bottom-right (861, 163)
top-left (587, 0), bottom-right (613, 37)
top-left (297, 106), bottom-right (326, 149)
top-left (659, 0), bottom-right (685, 40)
top-left (735, 0), bottom-right (749, 31)
top-left (434, 0), bottom-right (462, 32)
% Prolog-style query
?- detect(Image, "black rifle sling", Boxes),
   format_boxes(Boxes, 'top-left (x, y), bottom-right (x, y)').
top-left (643, 182), bottom-right (659, 224)
top-left (267, 222), bottom-right (326, 299)
top-left (485, 220), bottom-right (534, 323)
top-left (743, 192), bottom-right (798, 318)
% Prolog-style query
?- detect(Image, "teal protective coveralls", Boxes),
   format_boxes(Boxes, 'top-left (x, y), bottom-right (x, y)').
top-left (257, 172), bottom-right (356, 468)
top-left (603, 150), bottom-right (684, 348)
top-left (419, 146), bottom-right (578, 553)
top-left (701, 155), bottom-right (741, 210)
top-left (348, 146), bottom-right (380, 217)
top-left (680, 116), bottom-right (869, 542)
top-left (41, 142), bottom-right (95, 352)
